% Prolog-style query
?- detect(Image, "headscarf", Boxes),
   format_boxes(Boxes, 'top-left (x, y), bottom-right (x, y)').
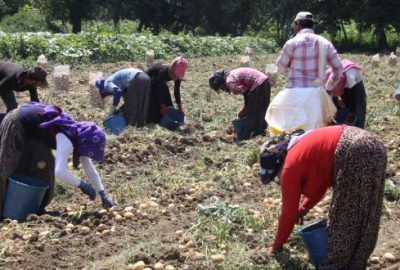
top-left (168, 56), bottom-right (188, 80)
top-left (326, 59), bottom-right (362, 97)
top-left (27, 102), bottom-right (107, 162)
top-left (208, 70), bottom-right (229, 92)
top-left (259, 130), bottom-right (305, 185)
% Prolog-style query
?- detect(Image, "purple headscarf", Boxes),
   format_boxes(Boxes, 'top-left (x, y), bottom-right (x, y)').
top-left (25, 102), bottom-right (106, 162)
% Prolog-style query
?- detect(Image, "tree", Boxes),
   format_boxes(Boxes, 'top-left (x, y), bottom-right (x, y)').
top-left (355, 0), bottom-right (400, 50)
top-left (0, 0), bottom-right (27, 19)
top-left (37, 0), bottom-right (94, 33)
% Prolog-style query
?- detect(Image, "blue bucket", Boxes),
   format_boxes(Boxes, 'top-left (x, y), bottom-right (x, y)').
top-left (159, 107), bottom-right (185, 130)
top-left (298, 219), bottom-right (328, 268)
top-left (232, 118), bottom-right (246, 140)
top-left (3, 175), bottom-right (49, 221)
top-left (395, 84), bottom-right (400, 101)
top-left (103, 113), bottom-right (127, 136)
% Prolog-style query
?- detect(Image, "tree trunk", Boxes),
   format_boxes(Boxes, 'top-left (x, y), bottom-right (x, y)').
top-left (376, 24), bottom-right (387, 50)
top-left (71, 16), bottom-right (82, 33)
top-left (340, 20), bottom-right (348, 43)
top-left (69, 0), bottom-right (83, 33)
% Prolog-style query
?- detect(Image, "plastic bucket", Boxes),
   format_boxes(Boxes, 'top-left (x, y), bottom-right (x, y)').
top-left (103, 113), bottom-right (127, 136)
top-left (298, 219), bottom-right (328, 268)
top-left (3, 175), bottom-right (49, 221)
top-left (232, 118), bottom-right (246, 140)
top-left (395, 84), bottom-right (400, 101)
top-left (159, 107), bottom-right (185, 130)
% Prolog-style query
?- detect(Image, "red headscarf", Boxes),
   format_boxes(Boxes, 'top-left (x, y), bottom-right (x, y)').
top-left (326, 59), bottom-right (361, 97)
top-left (168, 56), bottom-right (188, 80)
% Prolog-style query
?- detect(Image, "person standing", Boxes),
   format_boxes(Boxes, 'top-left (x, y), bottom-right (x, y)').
top-left (95, 68), bottom-right (151, 127)
top-left (145, 56), bottom-right (188, 124)
top-left (208, 68), bottom-right (271, 140)
top-left (0, 102), bottom-right (116, 217)
top-left (326, 59), bottom-right (367, 128)
top-left (0, 61), bottom-right (48, 113)
top-left (259, 125), bottom-right (386, 269)
top-left (266, 11), bottom-right (343, 135)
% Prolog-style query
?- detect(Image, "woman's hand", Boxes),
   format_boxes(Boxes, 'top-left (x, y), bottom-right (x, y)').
top-left (177, 103), bottom-right (185, 116)
top-left (160, 104), bottom-right (168, 115)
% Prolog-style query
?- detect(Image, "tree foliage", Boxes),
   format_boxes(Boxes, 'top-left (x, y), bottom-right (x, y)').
top-left (2, 0), bottom-right (400, 50)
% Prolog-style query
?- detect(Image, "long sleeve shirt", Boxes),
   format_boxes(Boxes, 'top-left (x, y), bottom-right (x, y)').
top-left (55, 133), bottom-right (104, 192)
top-left (103, 68), bottom-right (142, 107)
top-left (224, 68), bottom-right (268, 95)
top-left (0, 61), bottom-right (39, 112)
top-left (146, 63), bottom-right (182, 105)
top-left (276, 29), bottom-right (343, 90)
top-left (272, 125), bottom-right (345, 249)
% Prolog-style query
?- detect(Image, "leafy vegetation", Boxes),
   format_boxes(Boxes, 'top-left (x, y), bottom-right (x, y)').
top-left (0, 31), bottom-right (275, 64)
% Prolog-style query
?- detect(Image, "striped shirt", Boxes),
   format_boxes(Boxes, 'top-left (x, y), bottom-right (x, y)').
top-left (225, 68), bottom-right (268, 95)
top-left (276, 29), bottom-right (343, 89)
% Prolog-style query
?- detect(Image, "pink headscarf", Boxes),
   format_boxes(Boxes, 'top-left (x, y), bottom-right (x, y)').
top-left (326, 59), bottom-right (362, 97)
top-left (169, 56), bottom-right (188, 80)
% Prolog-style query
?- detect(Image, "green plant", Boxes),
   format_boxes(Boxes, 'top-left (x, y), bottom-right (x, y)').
top-left (0, 7), bottom-right (47, 33)
top-left (0, 31), bottom-right (276, 64)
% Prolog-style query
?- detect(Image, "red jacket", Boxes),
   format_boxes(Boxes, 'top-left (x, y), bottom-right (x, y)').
top-left (272, 125), bottom-right (345, 249)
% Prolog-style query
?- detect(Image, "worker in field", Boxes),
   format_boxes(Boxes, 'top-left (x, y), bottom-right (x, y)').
top-left (259, 125), bottom-right (386, 269)
top-left (145, 56), bottom-right (188, 124)
top-left (0, 61), bottom-right (48, 113)
top-left (208, 67), bottom-right (271, 140)
top-left (266, 11), bottom-right (343, 135)
top-left (326, 59), bottom-right (367, 128)
top-left (95, 67), bottom-right (151, 127)
top-left (0, 102), bottom-right (116, 218)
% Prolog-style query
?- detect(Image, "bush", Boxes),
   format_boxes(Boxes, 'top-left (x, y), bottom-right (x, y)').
top-left (0, 7), bottom-right (47, 33)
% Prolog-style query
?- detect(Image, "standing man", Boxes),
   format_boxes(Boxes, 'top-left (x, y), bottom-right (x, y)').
top-left (266, 11), bottom-right (343, 135)
top-left (0, 61), bottom-right (48, 113)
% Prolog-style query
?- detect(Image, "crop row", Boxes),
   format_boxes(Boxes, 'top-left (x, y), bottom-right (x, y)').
top-left (0, 31), bottom-right (276, 64)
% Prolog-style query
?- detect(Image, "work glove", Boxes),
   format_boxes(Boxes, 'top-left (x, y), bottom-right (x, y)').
top-left (78, 181), bottom-right (96, 200)
top-left (99, 190), bottom-right (117, 208)
top-left (160, 104), bottom-right (168, 115)
top-left (177, 103), bottom-right (185, 116)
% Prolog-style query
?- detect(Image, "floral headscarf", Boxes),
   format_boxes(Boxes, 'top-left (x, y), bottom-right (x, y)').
top-left (259, 130), bottom-right (305, 185)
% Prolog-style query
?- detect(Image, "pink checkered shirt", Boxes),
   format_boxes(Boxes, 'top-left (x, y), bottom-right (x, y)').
top-left (276, 29), bottom-right (343, 89)
top-left (225, 68), bottom-right (268, 95)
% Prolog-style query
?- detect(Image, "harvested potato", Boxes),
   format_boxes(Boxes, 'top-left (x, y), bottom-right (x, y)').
top-left (114, 214), bottom-right (123, 222)
top-left (154, 262), bottom-right (164, 270)
top-left (211, 254), bottom-right (225, 264)
top-left (124, 212), bottom-right (134, 219)
top-left (124, 206), bottom-right (134, 212)
top-left (80, 226), bottom-right (90, 234)
top-left (128, 261), bottom-right (145, 270)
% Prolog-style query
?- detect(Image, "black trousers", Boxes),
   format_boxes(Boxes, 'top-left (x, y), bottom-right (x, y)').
top-left (147, 81), bottom-right (173, 124)
top-left (333, 81), bottom-right (367, 128)
top-left (241, 80), bottom-right (271, 140)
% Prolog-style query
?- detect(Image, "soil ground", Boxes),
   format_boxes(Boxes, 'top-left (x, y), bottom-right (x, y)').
top-left (0, 54), bottom-right (399, 269)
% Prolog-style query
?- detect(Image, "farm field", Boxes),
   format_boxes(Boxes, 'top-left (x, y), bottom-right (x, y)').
top-left (0, 53), bottom-right (399, 270)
